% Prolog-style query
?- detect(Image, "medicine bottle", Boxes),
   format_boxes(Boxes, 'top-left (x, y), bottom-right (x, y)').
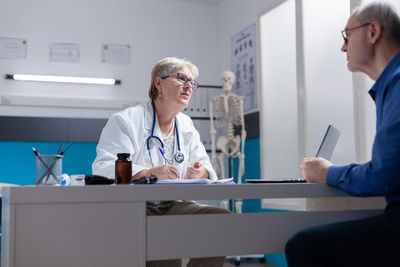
top-left (115, 153), bottom-right (132, 184)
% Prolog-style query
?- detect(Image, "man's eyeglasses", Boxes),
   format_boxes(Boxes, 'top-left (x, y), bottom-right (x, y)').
top-left (341, 23), bottom-right (371, 45)
top-left (161, 72), bottom-right (199, 90)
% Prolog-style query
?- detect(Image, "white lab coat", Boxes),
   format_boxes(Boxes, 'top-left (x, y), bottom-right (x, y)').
top-left (92, 101), bottom-right (217, 180)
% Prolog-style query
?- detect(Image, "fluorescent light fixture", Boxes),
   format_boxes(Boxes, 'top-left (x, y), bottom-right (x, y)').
top-left (5, 74), bottom-right (121, 85)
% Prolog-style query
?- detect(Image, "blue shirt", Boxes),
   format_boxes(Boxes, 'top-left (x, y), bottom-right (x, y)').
top-left (327, 52), bottom-right (400, 204)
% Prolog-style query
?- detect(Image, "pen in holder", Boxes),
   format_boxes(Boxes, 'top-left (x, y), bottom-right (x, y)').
top-left (36, 155), bottom-right (63, 185)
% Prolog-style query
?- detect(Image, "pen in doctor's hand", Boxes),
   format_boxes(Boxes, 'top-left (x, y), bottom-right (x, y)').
top-left (158, 147), bottom-right (171, 164)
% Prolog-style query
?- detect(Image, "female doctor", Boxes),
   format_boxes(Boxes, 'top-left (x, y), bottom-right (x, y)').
top-left (92, 57), bottom-right (229, 267)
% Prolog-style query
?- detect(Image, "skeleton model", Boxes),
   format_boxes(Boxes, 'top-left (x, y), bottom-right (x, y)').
top-left (209, 70), bottom-right (246, 213)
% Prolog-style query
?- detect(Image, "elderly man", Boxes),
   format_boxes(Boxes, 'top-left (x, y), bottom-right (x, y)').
top-left (285, 2), bottom-right (400, 267)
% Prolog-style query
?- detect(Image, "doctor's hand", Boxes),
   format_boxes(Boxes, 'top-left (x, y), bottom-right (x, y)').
top-left (134, 165), bottom-right (180, 180)
top-left (150, 165), bottom-right (180, 180)
top-left (186, 161), bottom-right (209, 179)
top-left (301, 157), bottom-right (332, 183)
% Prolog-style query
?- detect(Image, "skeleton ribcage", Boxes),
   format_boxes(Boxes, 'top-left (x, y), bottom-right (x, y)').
top-left (214, 95), bottom-right (242, 139)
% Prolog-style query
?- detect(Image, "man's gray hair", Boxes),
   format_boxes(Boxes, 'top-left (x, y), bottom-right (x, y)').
top-left (354, 1), bottom-right (400, 44)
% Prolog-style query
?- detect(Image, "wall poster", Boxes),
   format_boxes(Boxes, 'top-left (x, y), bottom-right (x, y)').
top-left (102, 44), bottom-right (130, 64)
top-left (231, 24), bottom-right (257, 113)
top-left (0, 37), bottom-right (27, 59)
top-left (49, 43), bottom-right (79, 63)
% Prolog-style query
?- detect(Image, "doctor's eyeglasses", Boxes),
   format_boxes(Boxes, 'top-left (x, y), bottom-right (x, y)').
top-left (161, 72), bottom-right (199, 90)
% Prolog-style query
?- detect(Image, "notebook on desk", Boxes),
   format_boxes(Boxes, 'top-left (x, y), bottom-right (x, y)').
top-left (246, 125), bottom-right (341, 184)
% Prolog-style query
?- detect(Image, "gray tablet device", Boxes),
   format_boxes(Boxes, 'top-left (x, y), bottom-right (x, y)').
top-left (246, 125), bottom-right (341, 183)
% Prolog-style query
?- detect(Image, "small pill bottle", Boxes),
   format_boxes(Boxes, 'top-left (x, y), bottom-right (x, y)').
top-left (115, 153), bottom-right (132, 184)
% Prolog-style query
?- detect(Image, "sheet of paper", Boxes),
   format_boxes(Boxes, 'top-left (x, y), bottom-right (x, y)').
top-left (156, 178), bottom-right (234, 185)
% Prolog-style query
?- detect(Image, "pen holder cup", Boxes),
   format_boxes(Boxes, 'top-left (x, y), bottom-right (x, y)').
top-left (36, 155), bottom-right (63, 186)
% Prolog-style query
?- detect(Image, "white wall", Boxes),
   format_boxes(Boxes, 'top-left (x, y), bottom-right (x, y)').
top-left (258, 0), bottom-right (371, 210)
top-left (260, 0), bottom-right (299, 178)
top-left (211, 0), bottom-right (359, 179)
top-left (302, 0), bottom-right (355, 165)
top-left (218, 0), bottom-right (277, 71)
top-left (0, 0), bottom-right (221, 118)
top-left (258, 0), bottom-right (356, 182)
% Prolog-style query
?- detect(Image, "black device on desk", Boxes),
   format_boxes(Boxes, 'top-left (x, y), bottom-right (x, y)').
top-left (85, 175), bottom-right (114, 185)
top-left (246, 125), bottom-right (341, 184)
top-left (84, 175), bottom-right (158, 185)
top-left (132, 175), bottom-right (158, 184)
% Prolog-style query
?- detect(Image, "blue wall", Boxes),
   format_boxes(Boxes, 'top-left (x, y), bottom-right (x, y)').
top-left (0, 141), bottom-right (97, 185)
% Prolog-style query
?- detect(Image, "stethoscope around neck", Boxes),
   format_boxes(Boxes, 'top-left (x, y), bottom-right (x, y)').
top-left (146, 101), bottom-right (185, 164)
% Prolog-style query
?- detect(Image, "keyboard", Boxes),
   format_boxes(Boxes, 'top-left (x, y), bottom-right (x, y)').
top-left (245, 179), bottom-right (307, 183)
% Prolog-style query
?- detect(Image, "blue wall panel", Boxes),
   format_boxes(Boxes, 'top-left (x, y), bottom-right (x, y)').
top-left (0, 141), bottom-right (97, 185)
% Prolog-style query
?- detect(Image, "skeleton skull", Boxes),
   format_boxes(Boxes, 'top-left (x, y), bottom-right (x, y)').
top-left (221, 70), bottom-right (235, 91)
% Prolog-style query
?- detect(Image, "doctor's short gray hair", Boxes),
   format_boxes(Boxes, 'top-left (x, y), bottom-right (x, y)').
top-left (148, 57), bottom-right (199, 100)
top-left (354, 1), bottom-right (400, 44)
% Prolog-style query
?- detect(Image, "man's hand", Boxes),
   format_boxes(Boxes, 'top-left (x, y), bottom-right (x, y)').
top-left (186, 161), bottom-right (209, 179)
top-left (301, 157), bottom-right (333, 183)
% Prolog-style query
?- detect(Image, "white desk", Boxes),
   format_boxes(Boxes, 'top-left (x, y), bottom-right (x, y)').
top-left (1, 183), bottom-right (383, 267)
